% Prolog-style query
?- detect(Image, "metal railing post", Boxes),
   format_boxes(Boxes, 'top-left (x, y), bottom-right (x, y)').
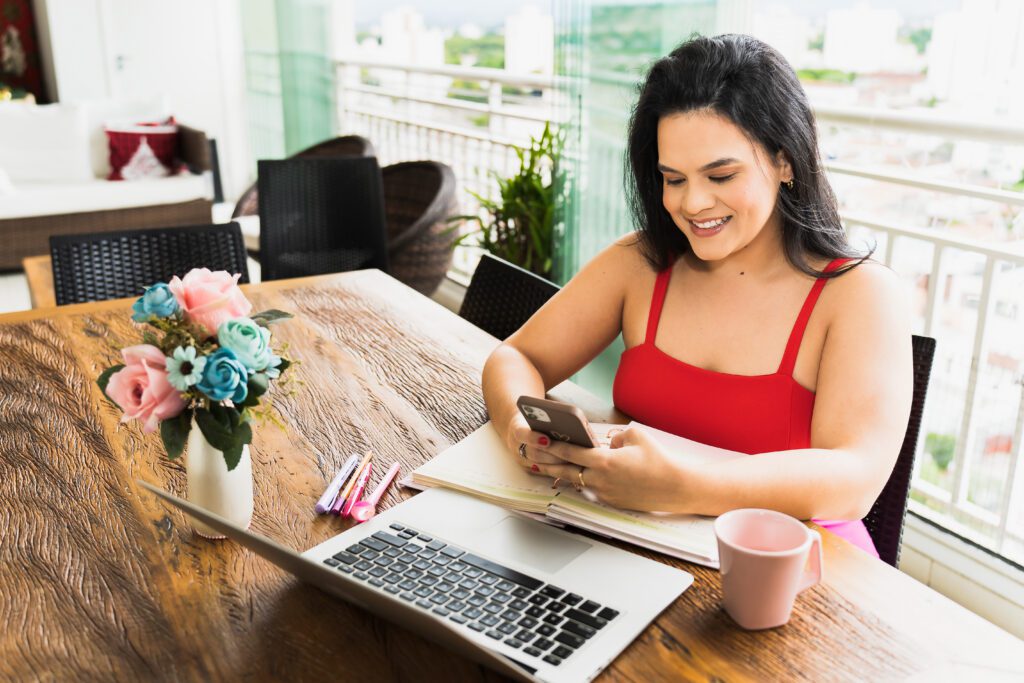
top-left (948, 256), bottom-right (999, 511)
top-left (487, 80), bottom-right (503, 137)
top-left (995, 377), bottom-right (1024, 552)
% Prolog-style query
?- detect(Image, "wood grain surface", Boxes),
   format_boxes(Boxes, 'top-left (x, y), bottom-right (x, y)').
top-left (1, 270), bottom-right (1021, 682)
top-left (20, 254), bottom-right (55, 309)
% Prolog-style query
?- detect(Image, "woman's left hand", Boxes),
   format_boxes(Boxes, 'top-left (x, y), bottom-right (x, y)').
top-left (523, 426), bottom-right (695, 512)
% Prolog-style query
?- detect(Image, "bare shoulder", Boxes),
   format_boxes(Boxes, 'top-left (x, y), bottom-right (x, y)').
top-left (826, 259), bottom-right (905, 306)
top-left (570, 231), bottom-right (653, 287)
top-left (606, 231), bottom-right (651, 272)
top-left (818, 258), bottom-right (911, 335)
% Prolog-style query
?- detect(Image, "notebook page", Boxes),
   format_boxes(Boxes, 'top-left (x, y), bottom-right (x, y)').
top-left (544, 506), bottom-right (718, 567)
top-left (545, 422), bottom-right (744, 566)
top-left (548, 491), bottom-right (718, 565)
top-left (411, 422), bottom-right (556, 513)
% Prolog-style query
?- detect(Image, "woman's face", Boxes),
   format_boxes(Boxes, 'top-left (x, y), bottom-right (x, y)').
top-left (657, 111), bottom-right (792, 264)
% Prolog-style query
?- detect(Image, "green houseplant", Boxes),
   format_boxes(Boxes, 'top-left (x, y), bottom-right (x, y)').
top-left (453, 122), bottom-right (563, 279)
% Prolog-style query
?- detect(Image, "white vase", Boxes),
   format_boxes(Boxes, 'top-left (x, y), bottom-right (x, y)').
top-left (185, 419), bottom-right (254, 538)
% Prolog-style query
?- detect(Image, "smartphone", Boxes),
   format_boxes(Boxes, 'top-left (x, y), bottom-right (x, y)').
top-left (516, 396), bottom-right (596, 448)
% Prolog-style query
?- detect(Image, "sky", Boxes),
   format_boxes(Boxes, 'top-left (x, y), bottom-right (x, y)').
top-left (354, 0), bottom-right (966, 29)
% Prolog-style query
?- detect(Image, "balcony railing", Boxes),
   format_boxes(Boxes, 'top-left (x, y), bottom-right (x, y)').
top-left (331, 57), bottom-right (1024, 565)
top-left (815, 107), bottom-right (1024, 560)
top-left (333, 58), bottom-right (556, 279)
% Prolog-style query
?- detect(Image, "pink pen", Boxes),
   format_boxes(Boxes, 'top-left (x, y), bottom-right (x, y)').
top-left (350, 462), bottom-right (401, 523)
top-left (340, 462), bottom-right (373, 518)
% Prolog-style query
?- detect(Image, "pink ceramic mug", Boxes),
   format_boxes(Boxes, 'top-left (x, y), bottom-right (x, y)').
top-left (714, 508), bottom-right (823, 630)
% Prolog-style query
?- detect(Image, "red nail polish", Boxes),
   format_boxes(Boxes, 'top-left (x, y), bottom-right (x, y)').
top-left (539, 436), bottom-right (550, 446)
top-left (531, 464), bottom-right (540, 472)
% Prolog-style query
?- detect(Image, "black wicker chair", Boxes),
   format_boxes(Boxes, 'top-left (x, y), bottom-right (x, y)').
top-left (232, 135), bottom-right (376, 219)
top-left (257, 156), bottom-right (389, 281)
top-left (459, 254), bottom-right (560, 340)
top-left (383, 161), bottom-right (459, 295)
top-left (49, 223), bottom-right (249, 306)
top-left (862, 334), bottom-right (936, 567)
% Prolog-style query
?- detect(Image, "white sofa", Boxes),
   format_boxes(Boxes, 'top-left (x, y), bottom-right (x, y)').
top-left (0, 98), bottom-right (213, 270)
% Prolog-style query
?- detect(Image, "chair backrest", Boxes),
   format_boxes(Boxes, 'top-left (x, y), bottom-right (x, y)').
top-left (257, 156), bottom-right (388, 281)
top-left (382, 160), bottom-right (458, 295)
top-left (459, 254), bottom-right (560, 340)
top-left (50, 223), bottom-right (249, 306)
top-left (232, 135), bottom-right (376, 219)
top-left (862, 334), bottom-right (936, 567)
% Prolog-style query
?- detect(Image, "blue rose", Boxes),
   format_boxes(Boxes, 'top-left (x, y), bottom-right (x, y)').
top-left (131, 282), bottom-right (179, 322)
top-left (196, 348), bottom-right (249, 403)
top-left (217, 317), bottom-right (273, 372)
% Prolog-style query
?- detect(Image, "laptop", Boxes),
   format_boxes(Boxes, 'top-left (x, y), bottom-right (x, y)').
top-left (139, 482), bottom-right (693, 683)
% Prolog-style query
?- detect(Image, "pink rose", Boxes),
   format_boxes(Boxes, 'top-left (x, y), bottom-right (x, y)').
top-left (106, 345), bottom-right (187, 433)
top-left (168, 268), bottom-right (252, 335)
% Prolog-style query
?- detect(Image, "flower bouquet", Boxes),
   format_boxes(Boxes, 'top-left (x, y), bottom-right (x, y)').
top-left (97, 268), bottom-right (294, 471)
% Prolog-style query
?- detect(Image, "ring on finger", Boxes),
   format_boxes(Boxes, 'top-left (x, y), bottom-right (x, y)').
top-left (576, 467), bottom-right (587, 490)
top-left (518, 442), bottom-right (527, 459)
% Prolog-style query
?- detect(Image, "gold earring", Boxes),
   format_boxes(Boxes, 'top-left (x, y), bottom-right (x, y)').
top-left (785, 179), bottom-right (794, 190)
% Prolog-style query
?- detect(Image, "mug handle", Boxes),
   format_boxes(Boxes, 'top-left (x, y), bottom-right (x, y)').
top-left (798, 529), bottom-right (824, 592)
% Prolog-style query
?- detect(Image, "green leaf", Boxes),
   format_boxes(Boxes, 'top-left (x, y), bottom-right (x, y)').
top-left (222, 421), bottom-right (252, 472)
top-left (96, 364), bottom-right (125, 404)
top-left (214, 402), bottom-right (244, 429)
top-left (238, 373), bottom-right (269, 408)
top-left (195, 405), bottom-right (251, 470)
top-left (195, 407), bottom-right (236, 452)
top-left (249, 372), bottom-right (269, 398)
top-left (160, 409), bottom-right (193, 460)
top-left (250, 309), bottom-right (294, 327)
top-left (222, 442), bottom-right (244, 471)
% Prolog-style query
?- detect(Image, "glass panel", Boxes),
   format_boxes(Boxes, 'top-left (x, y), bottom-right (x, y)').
top-left (241, 0), bottom-right (286, 166)
top-left (241, 0), bottom-right (334, 172)
top-left (275, 0), bottom-right (334, 156)
top-left (554, 0), bottom-right (718, 401)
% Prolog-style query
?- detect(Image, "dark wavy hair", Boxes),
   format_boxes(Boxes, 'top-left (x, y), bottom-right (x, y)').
top-left (625, 34), bottom-right (869, 276)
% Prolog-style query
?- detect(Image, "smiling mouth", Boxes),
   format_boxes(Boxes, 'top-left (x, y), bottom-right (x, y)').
top-left (687, 215), bottom-right (732, 234)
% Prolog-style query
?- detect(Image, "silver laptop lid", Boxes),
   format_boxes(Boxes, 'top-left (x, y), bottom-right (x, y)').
top-left (140, 482), bottom-right (692, 683)
top-left (138, 480), bottom-right (538, 682)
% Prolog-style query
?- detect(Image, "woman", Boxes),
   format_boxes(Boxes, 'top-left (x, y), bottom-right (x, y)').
top-left (480, 34), bottom-right (913, 557)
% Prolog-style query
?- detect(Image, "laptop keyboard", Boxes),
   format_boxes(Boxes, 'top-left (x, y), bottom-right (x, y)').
top-left (322, 522), bottom-right (620, 668)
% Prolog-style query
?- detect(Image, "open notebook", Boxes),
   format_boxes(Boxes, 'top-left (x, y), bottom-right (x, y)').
top-left (409, 422), bottom-right (743, 568)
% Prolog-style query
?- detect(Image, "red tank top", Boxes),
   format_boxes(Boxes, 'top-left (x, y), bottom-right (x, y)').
top-left (613, 257), bottom-right (850, 454)
top-left (611, 257), bottom-right (879, 557)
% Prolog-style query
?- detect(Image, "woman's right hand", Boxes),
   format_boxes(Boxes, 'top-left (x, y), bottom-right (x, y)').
top-left (506, 413), bottom-right (563, 474)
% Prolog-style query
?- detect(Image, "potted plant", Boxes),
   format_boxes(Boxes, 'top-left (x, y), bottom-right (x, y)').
top-left (97, 268), bottom-right (295, 537)
top-left (454, 122), bottom-right (564, 280)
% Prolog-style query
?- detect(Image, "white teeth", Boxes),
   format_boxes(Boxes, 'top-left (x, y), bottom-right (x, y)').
top-left (692, 217), bottom-right (729, 229)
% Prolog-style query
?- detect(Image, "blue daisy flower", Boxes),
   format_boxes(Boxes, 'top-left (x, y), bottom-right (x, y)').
top-left (165, 346), bottom-right (207, 392)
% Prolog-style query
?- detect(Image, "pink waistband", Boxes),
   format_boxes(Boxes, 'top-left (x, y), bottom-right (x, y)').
top-left (813, 518), bottom-right (879, 558)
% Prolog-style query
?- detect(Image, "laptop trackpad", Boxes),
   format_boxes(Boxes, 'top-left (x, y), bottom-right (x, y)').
top-left (472, 516), bottom-right (591, 575)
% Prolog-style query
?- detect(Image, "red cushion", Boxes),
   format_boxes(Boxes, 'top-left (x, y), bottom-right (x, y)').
top-left (105, 117), bottom-right (180, 180)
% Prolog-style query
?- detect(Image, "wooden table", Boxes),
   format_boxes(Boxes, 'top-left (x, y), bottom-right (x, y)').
top-left (1, 270), bottom-right (1021, 682)
top-left (21, 254), bottom-right (55, 308)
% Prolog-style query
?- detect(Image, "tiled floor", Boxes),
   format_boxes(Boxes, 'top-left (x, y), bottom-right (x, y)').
top-left (0, 271), bottom-right (32, 314)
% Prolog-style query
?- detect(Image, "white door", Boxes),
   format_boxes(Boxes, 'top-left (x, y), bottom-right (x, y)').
top-left (99, 0), bottom-right (251, 198)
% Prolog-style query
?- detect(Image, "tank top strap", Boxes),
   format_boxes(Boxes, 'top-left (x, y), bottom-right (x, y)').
top-left (777, 258), bottom-right (853, 376)
top-left (644, 262), bottom-right (675, 345)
